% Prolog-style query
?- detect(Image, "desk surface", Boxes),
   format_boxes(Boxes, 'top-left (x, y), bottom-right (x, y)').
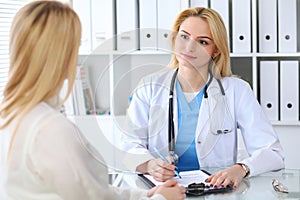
top-left (116, 168), bottom-right (300, 199)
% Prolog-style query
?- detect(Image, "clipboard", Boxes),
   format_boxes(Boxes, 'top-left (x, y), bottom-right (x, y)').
top-left (138, 169), bottom-right (233, 196)
top-left (138, 169), bottom-right (211, 187)
top-left (138, 174), bottom-right (157, 188)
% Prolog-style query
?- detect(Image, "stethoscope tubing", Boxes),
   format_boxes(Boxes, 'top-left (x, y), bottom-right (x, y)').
top-left (168, 68), bottom-right (225, 162)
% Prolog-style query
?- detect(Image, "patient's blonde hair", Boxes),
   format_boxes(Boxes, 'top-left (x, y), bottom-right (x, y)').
top-left (0, 0), bottom-right (81, 140)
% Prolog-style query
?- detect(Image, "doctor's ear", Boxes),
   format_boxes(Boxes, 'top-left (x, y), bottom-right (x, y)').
top-left (212, 49), bottom-right (220, 59)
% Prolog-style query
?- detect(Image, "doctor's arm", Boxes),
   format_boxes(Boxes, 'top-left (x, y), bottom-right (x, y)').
top-left (206, 81), bottom-right (284, 188)
top-left (121, 78), bottom-right (176, 181)
top-left (235, 82), bottom-right (284, 176)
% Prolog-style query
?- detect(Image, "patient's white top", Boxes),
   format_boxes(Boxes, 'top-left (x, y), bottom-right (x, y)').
top-left (0, 100), bottom-right (165, 200)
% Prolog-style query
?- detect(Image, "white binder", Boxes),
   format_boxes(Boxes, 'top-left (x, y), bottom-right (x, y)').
top-left (190, 0), bottom-right (208, 8)
top-left (278, 0), bottom-right (297, 53)
top-left (210, 0), bottom-right (230, 45)
top-left (157, 0), bottom-right (181, 52)
top-left (258, 0), bottom-right (277, 52)
top-left (232, 0), bottom-right (251, 53)
top-left (139, 0), bottom-right (157, 50)
top-left (91, 0), bottom-right (113, 52)
top-left (180, 0), bottom-right (190, 10)
top-left (260, 61), bottom-right (279, 121)
top-left (116, 0), bottom-right (138, 52)
top-left (72, 0), bottom-right (91, 53)
top-left (280, 61), bottom-right (299, 121)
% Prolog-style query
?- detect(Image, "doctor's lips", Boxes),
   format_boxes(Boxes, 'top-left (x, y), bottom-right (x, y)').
top-left (180, 53), bottom-right (197, 60)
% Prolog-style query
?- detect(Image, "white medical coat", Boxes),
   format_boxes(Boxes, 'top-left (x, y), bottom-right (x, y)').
top-left (122, 68), bottom-right (285, 177)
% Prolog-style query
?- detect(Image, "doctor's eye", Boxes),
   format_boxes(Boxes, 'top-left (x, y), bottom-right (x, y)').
top-left (198, 40), bottom-right (209, 45)
top-left (179, 34), bottom-right (189, 40)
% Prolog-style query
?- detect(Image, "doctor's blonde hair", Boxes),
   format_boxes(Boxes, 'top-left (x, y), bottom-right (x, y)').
top-left (0, 1), bottom-right (81, 146)
top-left (169, 7), bottom-right (232, 79)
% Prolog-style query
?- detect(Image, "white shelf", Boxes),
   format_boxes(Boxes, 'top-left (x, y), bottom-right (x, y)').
top-left (74, 0), bottom-right (300, 122)
top-left (271, 121), bottom-right (300, 126)
top-left (256, 53), bottom-right (300, 57)
top-left (230, 53), bottom-right (254, 57)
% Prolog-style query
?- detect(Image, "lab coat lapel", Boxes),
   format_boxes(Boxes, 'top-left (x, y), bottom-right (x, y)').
top-left (195, 98), bottom-right (209, 139)
top-left (196, 78), bottom-right (222, 159)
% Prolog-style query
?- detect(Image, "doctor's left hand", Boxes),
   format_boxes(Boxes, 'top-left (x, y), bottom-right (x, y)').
top-left (137, 159), bottom-right (176, 182)
top-left (205, 164), bottom-right (245, 188)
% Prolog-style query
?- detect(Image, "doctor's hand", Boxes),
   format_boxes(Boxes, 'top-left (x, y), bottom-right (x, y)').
top-left (147, 179), bottom-right (186, 200)
top-left (137, 159), bottom-right (176, 182)
top-left (205, 164), bottom-right (245, 188)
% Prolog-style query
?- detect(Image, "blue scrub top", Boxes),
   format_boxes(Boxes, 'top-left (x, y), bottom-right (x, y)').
top-left (175, 80), bottom-right (205, 171)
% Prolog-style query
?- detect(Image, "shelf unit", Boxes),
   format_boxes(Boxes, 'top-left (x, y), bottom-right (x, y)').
top-left (77, 51), bottom-right (171, 116)
top-left (72, 0), bottom-right (300, 169)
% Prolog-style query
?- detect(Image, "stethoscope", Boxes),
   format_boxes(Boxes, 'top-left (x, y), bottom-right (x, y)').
top-left (168, 68), bottom-right (232, 164)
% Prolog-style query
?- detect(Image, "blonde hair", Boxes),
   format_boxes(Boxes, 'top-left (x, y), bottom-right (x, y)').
top-left (169, 7), bottom-right (231, 78)
top-left (0, 1), bottom-right (81, 137)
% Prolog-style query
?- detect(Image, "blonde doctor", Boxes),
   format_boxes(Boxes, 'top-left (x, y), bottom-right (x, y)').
top-left (121, 7), bottom-right (284, 188)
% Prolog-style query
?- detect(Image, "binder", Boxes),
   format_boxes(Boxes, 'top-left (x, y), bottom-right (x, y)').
top-left (180, 0), bottom-right (190, 10)
top-left (260, 61), bottom-right (279, 121)
top-left (278, 0), bottom-right (297, 53)
top-left (232, 0), bottom-right (251, 53)
top-left (210, 0), bottom-right (230, 45)
top-left (139, 0), bottom-right (157, 50)
top-left (258, 0), bottom-right (277, 52)
top-left (280, 61), bottom-right (299, 121)
top-left (91, 0), bottom-right (113, 52)
top-left (116, 0), bottom-right (138, 52)
top-left (190, 0), bottom-right (208, 8)
top-left (157, 0), bottom-right (181, 52)
top-left (72, 0), bottom-right (91, 53)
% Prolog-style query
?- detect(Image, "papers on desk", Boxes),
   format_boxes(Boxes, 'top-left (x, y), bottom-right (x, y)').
top-left (139, 170), bottom-right (234, 196)
top-left (139, 170), bottom-right (210, 187)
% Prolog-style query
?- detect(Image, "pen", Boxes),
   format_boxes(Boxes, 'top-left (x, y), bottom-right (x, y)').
top-left (153, 147), bottom-right (182, 179)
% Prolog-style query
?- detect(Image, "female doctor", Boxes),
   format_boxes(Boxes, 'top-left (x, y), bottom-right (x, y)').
top-left (121, 7), bottom-right (285, 188)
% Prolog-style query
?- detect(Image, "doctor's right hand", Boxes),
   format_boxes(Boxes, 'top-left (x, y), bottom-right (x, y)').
top-left (137, 159), bottom-right (176, 182)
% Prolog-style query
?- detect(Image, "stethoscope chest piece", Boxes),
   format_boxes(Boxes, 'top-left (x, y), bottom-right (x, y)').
top-left (169, 150), bottom-right (179, 164)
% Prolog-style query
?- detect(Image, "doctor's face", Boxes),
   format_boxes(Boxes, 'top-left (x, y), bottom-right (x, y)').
top-left (174, 16), bottom-right (219, 70)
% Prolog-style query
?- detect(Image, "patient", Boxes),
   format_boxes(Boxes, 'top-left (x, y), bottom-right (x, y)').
top-left (0, 1), bottom-right (186, 199)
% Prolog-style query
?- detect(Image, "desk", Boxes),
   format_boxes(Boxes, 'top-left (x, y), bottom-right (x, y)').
top-left (114, 168), bottom-right (300, 199)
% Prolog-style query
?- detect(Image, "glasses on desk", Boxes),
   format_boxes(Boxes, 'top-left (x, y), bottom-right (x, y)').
top-left (272, 179), bottom-right (288, 193)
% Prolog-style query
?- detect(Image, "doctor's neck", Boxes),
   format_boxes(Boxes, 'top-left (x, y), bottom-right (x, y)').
top-left (177, 66), bottom-right (208, 93)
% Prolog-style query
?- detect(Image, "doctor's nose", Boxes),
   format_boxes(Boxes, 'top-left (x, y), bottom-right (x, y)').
top-left (186, 39), bottom-right (197, 52)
